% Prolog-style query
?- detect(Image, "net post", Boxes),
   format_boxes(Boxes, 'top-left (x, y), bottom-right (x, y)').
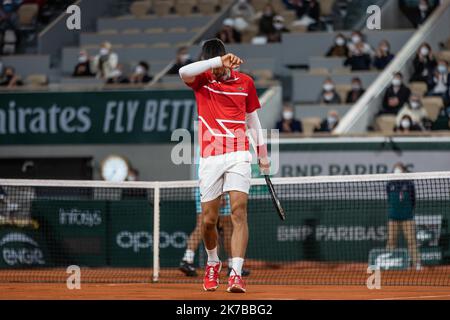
top-left (152, 182), bottom-right (160, 283)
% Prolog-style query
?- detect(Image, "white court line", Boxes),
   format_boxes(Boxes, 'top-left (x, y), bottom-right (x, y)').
top-left (373, 294), bottom-right (450, 300)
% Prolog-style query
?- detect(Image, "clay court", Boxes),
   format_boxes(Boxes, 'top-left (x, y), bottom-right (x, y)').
top-left (0, 264), bottom-right (449, 300)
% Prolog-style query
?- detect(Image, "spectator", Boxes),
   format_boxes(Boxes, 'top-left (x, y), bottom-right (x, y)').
top-left (318, 78), bottom-right (341, 104)
top-left (0, 66), bottom-right (22, 87)
top-left (406, 0), bottom-right (434, 28)
top-left (431, 105), bottom-right (450, 130)
top-left (344, 42), bottom-right (372, 71)
top-left (347, 31), bottom-right (373, 56)
top-left (315, 110), bottom-right (340, 133)
top-left (129, 61), bottom-right (153, 84)
top-left (258, 4), bottom-right (276, 38)
top-left (216, 18), bottom-right (242, 44)
top-left (73, 50), bottom-right (94, 77)
top-left (381, 72), bottom-right (411, 115)
top-left (395, 94), bottom-right (430, 130)
top-left (167, 46), bottom-right (194, 75)
top-left (0, 0), bottom-right (19, 30)
top-left (230, 0), bottom-right (255, 24)
top-left (426, 60), bottom-right (449, 98)
top-left (325, 33), bottom-right (348, 57)
top-left (373, 40), bottom-right (395, 70)
top-left (410, 43), bottom-right (437, 82)
top-left (106, 66), bottom-right (129, 84)
top-left (276, 105), bottom-right (303, 133)
top-left (394, 114), bottom-right (423, 132)
top-left (290, 0), bottom-right (321, 27)
top-left (92, 42), bottom-right (119, 81)
top-left (346, 77), bottom-right (365, 103)
top-left (269, 15), bottom-right (290, 43)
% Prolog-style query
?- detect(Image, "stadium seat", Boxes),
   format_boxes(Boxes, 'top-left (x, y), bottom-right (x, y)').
top-left (130, 1), bottom-right (152, 18)
top-left (241, 26), bottom-right (259, 43)
top-left (309, 68), bottom-right (329, 75)
top-left (320, 0), bottom-right (335, 16)
top-left (197, 0), bottom-right (218, 15)
top-left (410, 82), bottom-right (428, 97)
top-left (437, 50), bottom-right (450, 64)
top-left (153, 0), bottom-right (173, 16)
top-left (151, 42), bottom-right (171, 47)
top-left (122, 28), bottom-right (141, 34)
top-left (27, 74), bottom-right (48, 86)
top-left (168, 27), bottom-right (188, 32)
top-left (422, 96), bottom-right (444, 121)
top-left (252, 69), bottom-right (274, 81)
top-left (302, 117), bottom-right (322, 136)
top-left (99, 29), bottom-right (119, 34)
top-left (18, 3), bottom-right (39, 28)
top-left (145, 28), bottom-right (164, 33)
top-left (252, 0), bottom-right (268, 12)
top-left (281, 10), bottom-right (297, 25)
top-left (336, 84), bottom-right (351, 102)
top-left (175, 0), bottom-right (195, 16)
top-left (290, 24), bottom-right (308, 33)
top-left (375, 115), bottom-right (396, 134)
top-left (2, 29), bottom-right (17, 55)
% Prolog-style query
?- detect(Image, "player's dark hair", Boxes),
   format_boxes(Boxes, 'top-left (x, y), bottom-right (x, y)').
top-left (201, 38), bottom-right (226, 60)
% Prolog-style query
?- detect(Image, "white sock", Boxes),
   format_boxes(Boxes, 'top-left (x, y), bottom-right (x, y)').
top-left (230, 257), bottom-right (244, 276)
top-left (206, 247), bottom-right (220, 265)
top-left (228, 258), bottom-right (233, 268)
top-left (183, 249), bottom-right (195, 264)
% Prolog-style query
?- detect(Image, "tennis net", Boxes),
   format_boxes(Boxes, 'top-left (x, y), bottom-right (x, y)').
top-left (0, 172), bottom-right (449, 286)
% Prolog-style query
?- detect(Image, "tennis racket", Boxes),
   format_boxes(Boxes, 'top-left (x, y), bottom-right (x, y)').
top-left (264, 175), bottom-right (286, 221)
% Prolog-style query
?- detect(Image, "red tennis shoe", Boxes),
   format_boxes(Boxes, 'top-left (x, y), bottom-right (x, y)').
top-left (203, 261), bottom-right (222, 291)
top-left (227, 274), bottom-right (246, 293)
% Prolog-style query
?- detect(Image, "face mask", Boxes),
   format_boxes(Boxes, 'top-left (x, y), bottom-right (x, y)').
top-left (327, 116), bottom-right (337, 125)
top-left (401, 119), bottom-right (411, 129)
top-left (180, 54), bottom-right (190, 63)
top-left (273, 22), bottom-right (284, 30)
top-left (381, 46), bottom-right (389, 53)
top-left (410, 101), bottom-right (420, 109)
top-left (100, 48), bottom-right (109, 56)
top-left (264, 10), bottom-right (273, 16)
top-left (135, 65), bottom-right (145, 75)
top-left (393, 167), bottom-right (403, 174)
top-left (392, 78), bottom-right (401, 86)
top-left (335, 38), bottom-right (345, 46)
top-left (283, 111), bottom-right (294, 120)
top-left (419, 4), bottom-right (428, 11)
top-left (323, 83), bottom-right (334, 91)
top-left (78, 55), bottom-right (88, 63)
top-left (438, 65), bottom-right (448, 74)
top-left (324, 93), bottom-right (334, 101)
top-left (420, 47), bottom-right (429, 56)
top-left (352, 84), bottom-right (361, 90)
top-left (351, 35), bottom-right (361, 44)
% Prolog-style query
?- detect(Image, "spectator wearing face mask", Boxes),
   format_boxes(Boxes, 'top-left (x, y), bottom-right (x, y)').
top-left (73, 50), bottom-right (94, 77)
top-left (258, 4), bottom-right (276, 37)
top-left (216, 18), bottom-right (242, 44)
top-left (395, 94), bottom-right (430, 130)
top-left (290, 0), bottom-right (321, 28)
top-left (0, 66), bottom-right (22, 87)
top-left (373, 40), bottom-right (395, 70)
top-left (407, 0), bottom-right (434, 28)
top-left (129, 61), bottom-right (153, 84)
top-left (346, 77), bottom-right (365, 103)
top-left (315, 110), bottom-right (340, 133)
top-left (268, 15), bottom-right (290, 43)
top-left (394, 115), bottom-right (423, 132)
top-left (427, 60), bottom-right (449, 98)
top-left (276, 105), bottom-right (303, 133)
top-left (410, 43), bottom-right (437, 82)
top-left (0, 0), bottom-right (19, 30)
top-left (318, 79), bottom-right (341, 104)
top-left (92, 42), bottom-right (119, 81)
top-left (431, 104), bottom-right (450, 130)
top-left (230, 0), bottom-right (255, 24)
top-left (326, 34), bottom-right (348, 57)
top-left (167, 46), bottom-right (194, 75)
top-left (347, 31), bottom-right (373, 56)
top-left (344, 41), bottom-right (372, 71)
top-left (381, 72), bottom-right (411, 115)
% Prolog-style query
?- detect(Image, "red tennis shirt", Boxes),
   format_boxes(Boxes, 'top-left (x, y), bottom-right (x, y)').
top-left (185, 69), bottom-right (261, 158)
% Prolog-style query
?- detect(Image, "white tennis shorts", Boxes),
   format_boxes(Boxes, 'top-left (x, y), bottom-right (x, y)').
top-left (199, 151), bottom-right (252, 203)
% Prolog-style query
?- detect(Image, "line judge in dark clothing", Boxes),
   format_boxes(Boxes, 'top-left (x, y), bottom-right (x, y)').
top-left (386, 162), bottom-right (421, 271)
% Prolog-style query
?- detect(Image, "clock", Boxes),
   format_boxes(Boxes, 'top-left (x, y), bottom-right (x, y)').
top-left (100, 155), bottom-right (130, 182)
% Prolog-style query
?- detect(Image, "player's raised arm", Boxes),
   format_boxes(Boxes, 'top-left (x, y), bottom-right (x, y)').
top-left (179, 53), bottom-right (243, 84)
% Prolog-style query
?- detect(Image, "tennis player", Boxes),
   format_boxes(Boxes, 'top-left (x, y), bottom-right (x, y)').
top-left (386, 162), bottom-right (422, 270)
top-left (179, 39), bottom-right (269, 293)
